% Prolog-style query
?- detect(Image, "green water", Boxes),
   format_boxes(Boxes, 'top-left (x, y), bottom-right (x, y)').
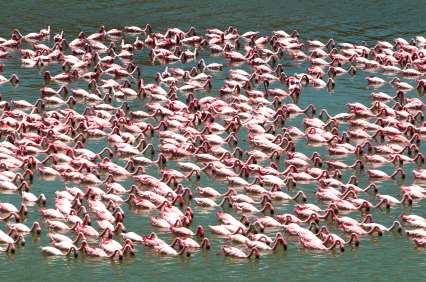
top-left (0, 1), bottom-right (425, 281)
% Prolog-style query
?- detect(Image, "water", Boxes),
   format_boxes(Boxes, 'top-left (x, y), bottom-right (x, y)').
top-left (0, 1), bottom-right (425, 281)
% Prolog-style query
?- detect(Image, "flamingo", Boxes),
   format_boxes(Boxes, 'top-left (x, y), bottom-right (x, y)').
top-left (8, 221), bottom-right (41, 235)
top-left (360, 221), bottom-right (403, 233)
top-left (299, 236), bottom-right (345, 252)
top-left (223, 247), bottom-right (260, 259)
top-left (368, 168), bottom-right (405, 180)
top-left (245, 233), bottom-right (287, 251)
top-left (319, 228), bottom-right (360, 247)
top-left (81, 241), bottom-right (123, 259)
top-left (155, 244), bottom-right (190, 256)
top-left (41, 246), bottom-right (78, 257)
top-left (171, 237), bottom-right (211, 250)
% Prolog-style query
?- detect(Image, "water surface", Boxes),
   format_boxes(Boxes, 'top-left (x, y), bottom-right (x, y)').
top-left (0, 1), bottom-right (424, 281)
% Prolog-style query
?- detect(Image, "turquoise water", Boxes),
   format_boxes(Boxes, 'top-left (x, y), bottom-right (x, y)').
top-left (0, 1), bottom-right (425, 281)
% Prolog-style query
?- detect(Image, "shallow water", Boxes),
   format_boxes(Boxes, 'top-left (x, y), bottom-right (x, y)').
top-left (0, 1), bottom-right (425, 281)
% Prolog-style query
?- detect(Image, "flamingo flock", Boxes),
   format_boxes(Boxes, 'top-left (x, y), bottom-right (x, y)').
top-left (0, 24), bottom-right (425, 261)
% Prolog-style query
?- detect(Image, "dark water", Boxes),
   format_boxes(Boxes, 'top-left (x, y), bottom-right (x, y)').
top-left (0, 1), bottom-right (425, 281)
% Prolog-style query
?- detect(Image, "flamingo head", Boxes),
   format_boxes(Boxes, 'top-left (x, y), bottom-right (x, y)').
top-left (195, 225), bottom-right (205, 237)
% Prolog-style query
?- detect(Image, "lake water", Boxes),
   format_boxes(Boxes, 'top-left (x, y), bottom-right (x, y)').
top-left (0, 1), bottom-right (424, 281)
